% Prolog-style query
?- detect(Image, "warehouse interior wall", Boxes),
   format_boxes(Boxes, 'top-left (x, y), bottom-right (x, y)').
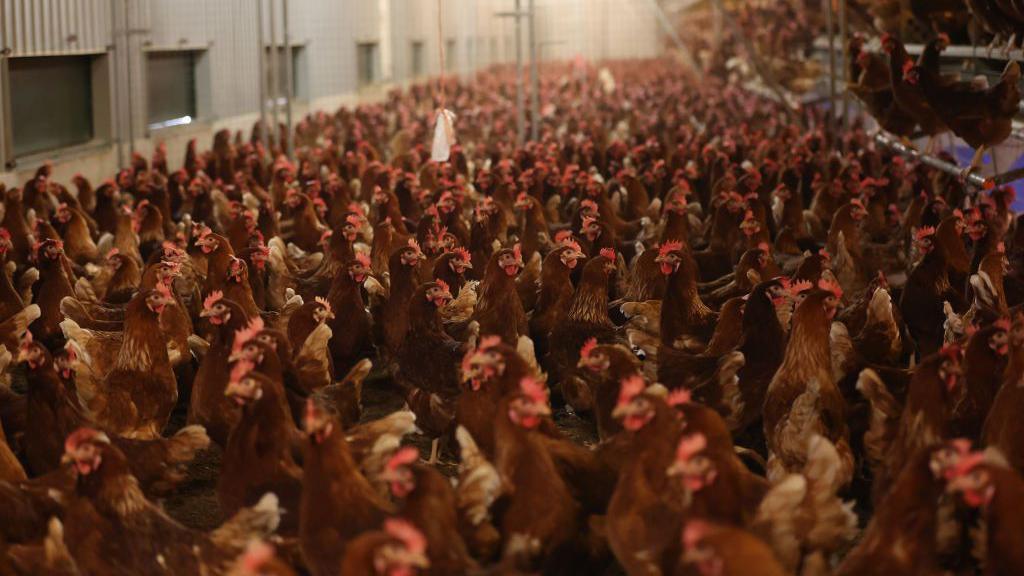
top-left (0, 0), bottom-right (663, 188)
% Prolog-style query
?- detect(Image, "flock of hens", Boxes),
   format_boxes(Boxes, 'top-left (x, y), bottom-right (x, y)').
top-left (3, 14), bottom-right (1024, 575)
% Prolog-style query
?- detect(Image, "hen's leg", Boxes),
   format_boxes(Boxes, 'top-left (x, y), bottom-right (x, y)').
top-left (427, 438), bottom-right (440, 465)
top-left (961, 146), bottom-right (987, 180)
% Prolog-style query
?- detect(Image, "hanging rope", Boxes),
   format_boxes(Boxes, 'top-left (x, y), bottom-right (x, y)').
top-left (436, 0), bottom-right (447, 108)
top-left (431, 0), bottom-right (456, 162)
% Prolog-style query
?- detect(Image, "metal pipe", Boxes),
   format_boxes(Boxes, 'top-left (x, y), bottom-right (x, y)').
top-left (108, 0), bottom-right (123, 169)
top-left (0, 0), bottom-right (12, 168)
top-left (256, 0), bottom-right (269, 154)
top-left (528, 0), bottom-right (538, 142)
top-left (838, 0), bottom-right (850, 129)
top-left (514, 0), bottom-right (524, 146)
top-left (825, 0), bottom-right (836, 142)
top-left (873, 133), bottom-right (994, 188)
top-left (268, 0), bottom-right (279, 150)
top-left (123, 0), bottom-right (134, 156)
top-left (282, 0), bottom-right (293, 159)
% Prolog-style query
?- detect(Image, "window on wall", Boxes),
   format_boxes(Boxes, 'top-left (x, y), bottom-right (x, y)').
top-left (264, 45), bottom-right (306, 103)
top-left (357, 42), bottom-right (380, 86)
top-left (9, 56), bottom-right (95, 158)
top-left (411, 41), bottom-right (425, 78)
top-left (445, 38), bottom-right (456, 71)
top-left (147, 51), bottom-right (197, 130)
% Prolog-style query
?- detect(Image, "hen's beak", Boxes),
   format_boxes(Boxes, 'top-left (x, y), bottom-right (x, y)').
top-left (535, 403), bottom-right (552, 417)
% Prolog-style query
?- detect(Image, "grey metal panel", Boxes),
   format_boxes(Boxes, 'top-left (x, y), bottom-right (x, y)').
top-left (3, 0), bottom-right (113, 56)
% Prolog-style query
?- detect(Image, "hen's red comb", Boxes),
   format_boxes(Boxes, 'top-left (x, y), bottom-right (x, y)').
top-left (674, 433), bottom-right (708, 463)
top-left (600, 248), bottom-right (616, 262)
top-left (659, 240), bottom-right (684, 256)
top-left (384, 519), bottom-right (427, 555)
top-left (580, 337), bottom-right (598, 360)
top-left (385, 446), bottom-right (419, 471)
top-left (203, 290), bottom-right (223, 311)
top-left (519, 377), bottom-right (548, 405)
top-left (667, 388), bottom-right (692, 408)
top-left (617, 374), bottom-right (646, 407)
top-left (916, 226), bottom-right (936, 241)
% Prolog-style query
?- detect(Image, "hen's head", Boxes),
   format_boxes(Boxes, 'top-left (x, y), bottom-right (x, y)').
top-left (581, 216), bottom-right (603, 242)
top-left (880, 33), bottom-right (896, 54)
top-left (656, 241), bottom-right (686, 276)
top-left (145, 284), bottom-right (176, 315)
top-left (227, 256), bottom-right (248, 283)
top-left (681, 520), bottom-right (722, 576)
top-left (34, 238), bottom-right (64, 262)
top-left (348, 253), bottom-right (372, 283)
top-left (342, 213), bottom-right (363, 242)
top-left (229, 317), bottom-right (268, 363)
top-left (448, 247), bottom-right (473, 275)
top-left (945, 452), bottom-right (996, 508)
top-left (612, 375), bottom-right (656, 431)
top-left (63, 428), bottom-right (111, 476)
top-left (55, 203), bottom-right (73, 224)
top-left (312, 296), bottom-right (335, 324)
top-left (17, 331), bottom-right (48, 370)
top-left (195, 229), bottom-right (221, 254)
top-left (577, 338), bottom-right (610, 373)
top-left (557, 242), bottom-right (586, 270)
top-left (381, 446), bottom-right (419, 499)
top-left (929, 438), bottom-right (972, 480)
top-left (937, 344), bottom-right (964, 392)
top-left (667, 433), bottom-right (717, 492)
top-left (496, 245), bottom-right (525, 277)
top-left (399, 239), bottom-right (427, 267)
top-left (990, 319), bottom-right (1011, 356)
top-left (376, 519), bottom-right (430, 575)
top-left (507, 377), bottom-right (551, 430)
top-left (424, 280), bottom-right (453, 308)
top-left (303, 399), bottom-right (335, 444)
top-left (223, 360), bottom-right (263, 406)
top-left (460, 336), bottom-right (506, 391)
top-left (200, 291), bottom-right (230, 324)
top-left (514, 192), bottom-right (533, 211)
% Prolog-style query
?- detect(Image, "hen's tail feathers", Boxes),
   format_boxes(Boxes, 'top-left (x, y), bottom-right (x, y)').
top-left (340, 358), bottom-right (373, 388)
top-left (455, 426), bottom-right (502, 527)
top-left (717, 351), bottom-right (746, 430)
top-left (856, 368), bottom-right (900, 468)
top-left (516, 335), bottom-right (545, 382)
top-left (15, 268), bottom-right (38, 303)
top-left (210, 493), bottom-right (282, 554)
top-left (0, 304), bottom-right (40, 342)
top-left (166, 425), bottom-right (211, 465)
top-left (752, 474), bottom-right (807, 571)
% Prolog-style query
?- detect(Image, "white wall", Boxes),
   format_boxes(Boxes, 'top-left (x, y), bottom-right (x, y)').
top-left (0, 0), bottom-right (662, 188)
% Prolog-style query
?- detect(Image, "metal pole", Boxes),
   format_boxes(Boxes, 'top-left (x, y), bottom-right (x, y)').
top-left (825, 0), bottom-right (836, 143)
top-left (123, 0), bottom-right (135, 156)
top-left (874, 133), bottom-right (994, 188)
top-left (0, 1), bottom-right (14, 168)
top-left (107, 1), bottom-right (123, 170)
top-left (268, 0), bottom-right (280, 150)
top-left (256, 0), bottom-right (269, 153)
top-left (528, 0), bottom-right (539, 142)
top-left (282, 0), bottom-right (293, 159)
top-left (838, 0), bottom-right (850, 130)
top-left (514, 0), bottom-right (524, 146)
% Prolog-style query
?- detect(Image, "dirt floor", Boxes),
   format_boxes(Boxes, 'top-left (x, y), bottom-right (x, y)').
top-left (160, 367), bottom-right (601, 532)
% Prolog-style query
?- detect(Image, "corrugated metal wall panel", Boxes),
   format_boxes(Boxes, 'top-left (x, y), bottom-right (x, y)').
top-left (3, 0), bottom-right (113, 56)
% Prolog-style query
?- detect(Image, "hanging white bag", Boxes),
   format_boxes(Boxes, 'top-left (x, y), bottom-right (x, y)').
top-left (431, 108), bottom-right (457, 163)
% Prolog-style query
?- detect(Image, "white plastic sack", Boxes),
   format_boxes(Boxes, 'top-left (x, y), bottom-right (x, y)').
top-left (431, 108), bottom-right (457, 163)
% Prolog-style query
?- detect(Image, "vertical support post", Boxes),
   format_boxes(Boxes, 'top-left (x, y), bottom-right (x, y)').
top-left (269, 0), bottom-right (280, 150)
top-left (123, 0), bottom-right (135, 156)
top-left (107, 0), bottom-right (123, 170)
top-left (824, 0), bottom-right (836, 145)
top-left (838, 0), bottom-right (850, 129)
top-left (256, 0), bottom-right (269, 154)
top-left (0, 1), bottom-right (13, 169)
top-left (528, 0), bottom-right (539, 142)
top-left (282, 0), bottom-right (293, 159)
top-left (514, 0), bottom-right (524, 146)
